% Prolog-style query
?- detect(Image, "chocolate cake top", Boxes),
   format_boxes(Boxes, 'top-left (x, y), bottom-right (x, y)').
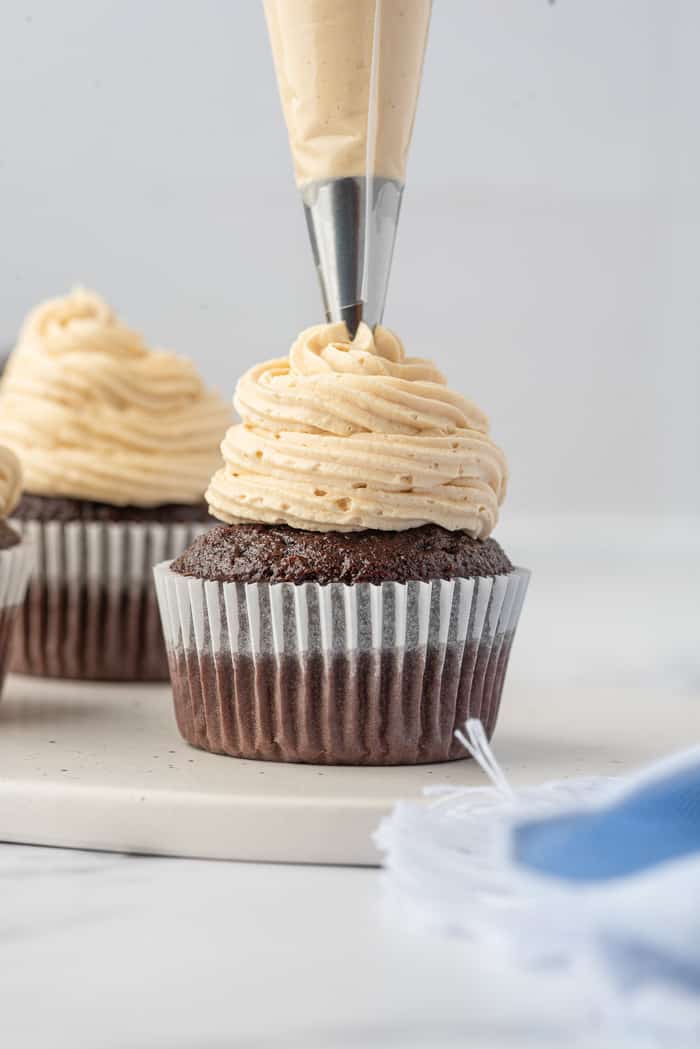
top-left (0, 520), bottom-right (20, 550)
top-left (12, 494), bottom-right (211, 525)
top-left (171, 522), bottom-right (513, 586)
top-left (0, 445), bottom-right (22, 547)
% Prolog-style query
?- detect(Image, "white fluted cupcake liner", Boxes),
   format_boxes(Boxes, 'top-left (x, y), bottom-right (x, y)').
top-left (0, 541), bottom-right (34, 698)
top-left (153, 563), bottom-right (530, 765)
top-left (10, 519), bottom-right (209, 681)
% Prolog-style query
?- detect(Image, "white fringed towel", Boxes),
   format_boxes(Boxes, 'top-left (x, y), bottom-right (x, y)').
top-left (375, 721), bottom-right (700, 1043)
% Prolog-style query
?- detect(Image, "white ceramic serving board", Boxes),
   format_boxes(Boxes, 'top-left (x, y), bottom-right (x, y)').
top-left (0, 675), bottom-right (698, 865)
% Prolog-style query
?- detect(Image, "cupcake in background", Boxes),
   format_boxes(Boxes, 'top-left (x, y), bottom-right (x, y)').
top-left (0, 288), bottom-right (231, 681)
top-left (155, 322), bottom-right (529, 765)
top-left (0, 447), bottom-right (33, 697)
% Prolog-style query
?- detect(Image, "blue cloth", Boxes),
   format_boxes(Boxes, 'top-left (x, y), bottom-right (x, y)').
top-left (377, 734), bottom-right (700, 1042)
top-left (507, 746), bottom-right (700, 1008)
top-left (513, 753), bottom-right (700, 883)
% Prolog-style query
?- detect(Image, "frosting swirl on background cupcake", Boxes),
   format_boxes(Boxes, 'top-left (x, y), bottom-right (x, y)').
top-left (207, 323), bottom-right (507, 537)
top-left (0, 446), bottom-right (22, 519)
top-left (0, 289), bottom-right (231, 507)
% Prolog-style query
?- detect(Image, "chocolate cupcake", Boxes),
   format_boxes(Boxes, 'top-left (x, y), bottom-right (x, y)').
top-left (0, 288), bottom-right (231, 681)
top-left (154, 322), bottom-right (529, 764)
top-left (0, 448), bottom-right (33, 697)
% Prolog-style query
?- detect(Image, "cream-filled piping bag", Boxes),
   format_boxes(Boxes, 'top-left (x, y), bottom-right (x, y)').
top-left (264, 0), bottom-right (431, 335)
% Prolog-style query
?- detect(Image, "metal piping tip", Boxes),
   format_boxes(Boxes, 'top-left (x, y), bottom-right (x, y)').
top-left (301, 176), bottom-right (403, 338)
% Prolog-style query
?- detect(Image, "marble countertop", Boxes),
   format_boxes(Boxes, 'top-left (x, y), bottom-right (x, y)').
top-left (3, 519), bottom-right (699, 1049)
top-left (3, 842), bottom-right (608, 1049)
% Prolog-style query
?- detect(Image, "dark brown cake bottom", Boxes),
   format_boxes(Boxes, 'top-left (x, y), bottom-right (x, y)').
top-left (167, 635), bottom-right (514, 765)
top-left (11, 582), bottom-right (168, 682)
top-left (9, 512), bottom-right (211, 682)
top-left (0, 605), bottom-right (19, 698)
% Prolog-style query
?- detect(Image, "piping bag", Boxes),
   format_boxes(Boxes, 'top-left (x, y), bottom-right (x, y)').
top-left (264, 0), bottom-right (432, 336)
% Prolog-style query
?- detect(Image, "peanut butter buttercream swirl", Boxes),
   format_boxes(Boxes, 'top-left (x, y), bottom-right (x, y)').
top-left (0, 289), bottom-right (232, 507)
top-left (207, 323), bottom-right (507, 537)
top-left (0, 446), bottom-right (22, 519)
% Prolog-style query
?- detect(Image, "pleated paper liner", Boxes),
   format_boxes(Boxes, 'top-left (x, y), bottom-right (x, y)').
top-left (154, 564), bottom-right (530, 766)
top-left (0, 541), bottom-right (34, 698)
top-left (10, 520), bottom-right (208, 682)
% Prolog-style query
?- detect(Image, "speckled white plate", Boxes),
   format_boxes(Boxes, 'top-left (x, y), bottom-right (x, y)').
top-left (0, 675), bottom-right (697, 865)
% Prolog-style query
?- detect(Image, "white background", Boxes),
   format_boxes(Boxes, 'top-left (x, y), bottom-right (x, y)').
top-left (1, 0), bottom-right (698, 523)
